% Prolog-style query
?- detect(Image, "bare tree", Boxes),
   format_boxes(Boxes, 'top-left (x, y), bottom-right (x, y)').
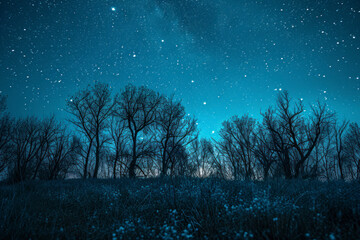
top-left (315, 128), bottom-right (334, 180)
top-left (32, 116), bottom-right (60, 179)
top-left (0, 95), bottom-right (6, 113)
top-left (44, 132), bottom-right (80, 180)
top-left (0, 115), bottom-right (11, 174)
top-left (253, 125), bottom-right (276, 180)
top-left (109, 116), bottom-right (128, 178)
top-left (263, 91), bottom-right (334, 179)
top-left (262, 107), bottom-right (294, 179)
top-left (333, 119), bottom-right (349, 180)
top-left (345, 123), bottom-right (360, 180)
top-left (217, 115), bottom-right (257, 180)
top-left (0, 96), bottom-right (12, 174)
top-left (169, 144), bottom-right (190, 176)
top-left (291, 102), bottom-right (334, 178)
top-left (86, 83), bottom-right (115, 178)
top-left (67, 82), bottom-right (114, 178)
top-left (156, 96), bottom-right (197, 176)
top-left (9, 117), bottom-right (42, 182)
top-left (67, 88), bottom-right (94, 178)
top-left (115, 84), bottom-right (162, 178)
top-left (190, 139), bottom-right (215, 178)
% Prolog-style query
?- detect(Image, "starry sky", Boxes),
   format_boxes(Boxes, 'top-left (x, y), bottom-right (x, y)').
top-left (1, 0), bottom-right (360, 137)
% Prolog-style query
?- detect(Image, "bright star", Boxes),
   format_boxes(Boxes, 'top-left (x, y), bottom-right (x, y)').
top-left (111, 7), bottom-right (116, 12)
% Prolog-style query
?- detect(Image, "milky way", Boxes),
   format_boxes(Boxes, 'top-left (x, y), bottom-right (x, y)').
top-left (1, 0), bottom-right (360, 137)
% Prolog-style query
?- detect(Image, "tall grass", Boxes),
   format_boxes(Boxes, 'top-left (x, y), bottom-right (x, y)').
top-left (0, 178), bottom-right (359, 239)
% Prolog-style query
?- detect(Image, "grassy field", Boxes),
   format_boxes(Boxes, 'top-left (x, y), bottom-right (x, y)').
top-left (0, 178), bottom-right (359, 239)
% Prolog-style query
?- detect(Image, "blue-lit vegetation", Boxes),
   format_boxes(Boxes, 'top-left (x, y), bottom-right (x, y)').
top-left (0, 84), bottom-right (360, 239)
top-left (1, 178), bottom-right (359, 239)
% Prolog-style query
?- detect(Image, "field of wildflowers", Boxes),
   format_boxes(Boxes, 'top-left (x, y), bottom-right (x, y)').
top-left (0, 178), bottom-right (359, 239)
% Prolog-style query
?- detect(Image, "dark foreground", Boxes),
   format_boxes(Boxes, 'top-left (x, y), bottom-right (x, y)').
top-left (0, 178), bottom-right (359, 239)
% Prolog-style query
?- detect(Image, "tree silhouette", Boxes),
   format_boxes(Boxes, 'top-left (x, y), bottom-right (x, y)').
top-left (262, 91), bottom-right (334, 178)
top-left (66, 82), bottom-right (114, 178)
top-left (109, 115), bottom-right (128, 178)
top-left (10, 117), bottom-right (42, 182)
top-left (333, 120), bottom-right (349, 180)
top-left (32, 116), bottom-right (60, 179)
top-left (253, 125), bottom-right (276, 180)
top-left (115, 84), bottom-right (162, 178)
top-left (2, 83), bottom-right (359, 181)
top-left (156, 95), bottom-right (197, 176)
top-left (0, 96), bottom-right (11, 174)
top-left (43, 132), bottom-right (80, 180)
top-left (345, 123), bottom-right (360, 179)
top-left (217, 115), bottom-right (257, 180)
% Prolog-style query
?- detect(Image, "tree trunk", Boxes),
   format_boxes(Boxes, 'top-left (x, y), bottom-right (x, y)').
top-left (32, 159), bottom-right (43, 180)
top-left (338, 153), bottom-right (344, 180)
top-left (129, 136), bottom-right (137, 178)
top-left (264, 164), bottom-right (270, 180)
top-left (83, 139), bottom-right (93, 179)
top-left (93, 133), bottom-right (100, 178)
top-left (161, 162), bottom-right (168, 177)
top-left (161, 138), bottom-right (170, 176)
top-left (295, 157), bottom-right (307, 178)
top-left (283, 152), bottom-right (292, 179)
top-left (113, 151), bottom-right (119, 179)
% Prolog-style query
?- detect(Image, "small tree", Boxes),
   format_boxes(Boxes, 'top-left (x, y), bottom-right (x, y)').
top-left (262, 91), bottom-right (334, 179)
top-left (345, 123), bottom-right (360, 180)
top-left (156, 96), bottom-right (197, 176)
top-left (9, 117), bottom-right (42, 182)
top-left (253, 125), bottom-right (276, 180)
top-left (0, 95), bottom-right (6, 113)
top-left (43, 132), bottom-right (80, 180)
top-left (217, 115), bottom-right (257, 180)
top-left (190, 139), bottom-right (215, 178)
top-left (315, 128), bottom-right (335, 180)
top-left (67, 82), bottom-right (115, 178)
top-left (333, 119), bottom-right (349, 180)
top-left (115, 84), bottom-right (162, 178)
top-left (32, 116), bottom-right (60, 179)
top-left (0, 96), bottom-right (11, 174)
top-left (109, 116), bottom-right (128, 178)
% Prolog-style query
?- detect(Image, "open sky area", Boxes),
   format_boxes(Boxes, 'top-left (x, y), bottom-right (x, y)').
top-left (1, 0), bottom-right (360, 137)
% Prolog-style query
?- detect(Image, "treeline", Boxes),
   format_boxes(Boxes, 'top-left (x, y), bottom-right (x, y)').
top-left (0, 83), bottom-right (359, 182)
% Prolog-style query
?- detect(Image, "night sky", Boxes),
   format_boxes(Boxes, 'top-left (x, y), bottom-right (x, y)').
top-left (1, 0), bottom-right (360, 137)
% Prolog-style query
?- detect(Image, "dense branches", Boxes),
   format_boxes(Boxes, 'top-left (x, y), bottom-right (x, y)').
top-left (345, 123), bottom-right (360, 179)
top-left (66, 82), bottom-right (114, 178)
top-left (156, 95), bottom-right (198, 176)
top-left (1, 84), bottom-right (359, 182)
top-left (261, 92), bottom-right (334, 179)
top-left (0, 96), bottom-right (11, 174)
top-left (115, 84), bottom-right (162, 178)
top-left (217, 115), bottom-right (257, 180)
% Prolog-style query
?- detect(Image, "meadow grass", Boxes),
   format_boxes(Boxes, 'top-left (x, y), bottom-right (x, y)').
top-left (0, 178), bottom-right (359, 239)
